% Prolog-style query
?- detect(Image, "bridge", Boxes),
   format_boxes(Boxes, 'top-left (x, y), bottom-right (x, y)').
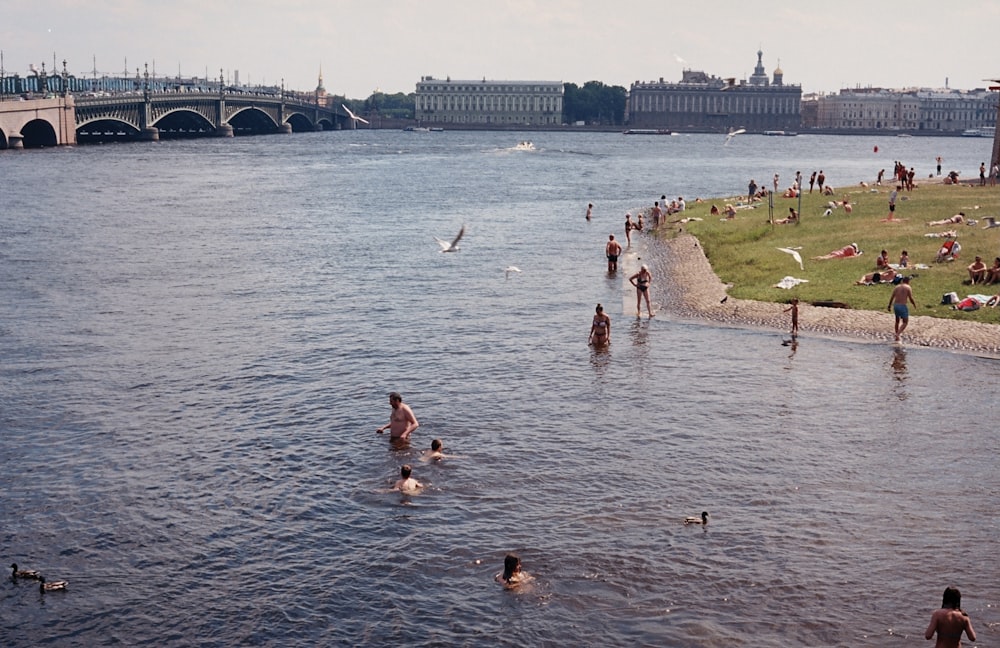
top-left (1, 90), bottom-right (353, 149)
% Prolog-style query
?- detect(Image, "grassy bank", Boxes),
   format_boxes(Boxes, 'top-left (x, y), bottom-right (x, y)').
top-left (667, 180), bottom-right (1000, 323)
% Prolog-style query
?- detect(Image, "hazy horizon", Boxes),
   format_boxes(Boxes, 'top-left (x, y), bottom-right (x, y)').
top-left (3, 0), bottom-right (997, 99)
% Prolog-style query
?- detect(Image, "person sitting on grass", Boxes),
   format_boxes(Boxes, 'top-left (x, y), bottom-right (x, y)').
top-left (875, 249), bottom-right (891, 270)
top-left (935, 239), bottom-right (961, 263)
top-left (772, 207), bottom-right (798, 224)
top-left (983, 257), bottom-right (1000, 285)
top-left (968, 255), bottom-right (988, 284)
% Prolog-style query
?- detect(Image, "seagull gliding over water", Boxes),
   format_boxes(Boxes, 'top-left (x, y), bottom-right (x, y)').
top-left (435, 224), bottom-right (465, 252)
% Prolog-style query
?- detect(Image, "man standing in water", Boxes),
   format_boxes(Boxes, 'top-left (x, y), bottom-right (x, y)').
top-left (605, 234), bottom-right (622, 272)
top-left (887, 276), bottom-right (916, 342)
top-left (377, 392), bottom-right (419, 440)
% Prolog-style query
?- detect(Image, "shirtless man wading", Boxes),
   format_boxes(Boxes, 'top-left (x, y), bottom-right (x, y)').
top-left (377, 392), bottom-right (419, 440)
top-left (887, 276), bottom-right (916, 342)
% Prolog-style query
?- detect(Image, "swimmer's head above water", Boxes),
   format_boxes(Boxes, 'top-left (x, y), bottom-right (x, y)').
top-left (502, 554), bottom-right (521, 582)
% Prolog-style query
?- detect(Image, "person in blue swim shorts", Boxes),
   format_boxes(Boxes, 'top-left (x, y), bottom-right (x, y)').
top-left (887, 276), bottom-right (916, 342)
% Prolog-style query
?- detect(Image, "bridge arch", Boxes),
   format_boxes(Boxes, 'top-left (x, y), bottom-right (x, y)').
top-left (151, 108), bottom-right (216, 138)
top-left (20, 119), bottom-right (58, 148)
top-left (76, 117), bottom-right (141, 143)
top-left (227, 106), bottom-right (281, 135)
top-left (285, 112), bottom-right (316, 132)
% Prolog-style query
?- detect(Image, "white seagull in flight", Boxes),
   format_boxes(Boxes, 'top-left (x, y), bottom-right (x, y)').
top-left (504, 266), bottom-right (521, 279)
top-left (435, 224), bottom-right (465, 252)
top-left (724, 128), bottom-right (746, 146)
top-left (776, 246), bottom-right (804, 270)
top-left (342, 104), bottom-right (370, 127)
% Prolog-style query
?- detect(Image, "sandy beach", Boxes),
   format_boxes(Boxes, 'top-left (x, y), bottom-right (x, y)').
top-left (658, 232), bottom-right (1000, 357)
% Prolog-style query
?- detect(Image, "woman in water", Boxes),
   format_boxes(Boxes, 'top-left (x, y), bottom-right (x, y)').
top-left (624, 213), bottom-right (633, 246)
top-left (925, 586), bottom-right (975, 647)
top-left (629, 265), bottom-right (654, 317)
top-left (495, 553), bottom-right (532, 588)
top-left (588, 303), bottom-right (611, 346)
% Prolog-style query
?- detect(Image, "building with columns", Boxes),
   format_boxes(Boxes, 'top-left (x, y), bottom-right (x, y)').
top-left (805, 86), bottom-right (996, 133)
top-left (627, 50), bottom-right (801, 133)
top-left (414, 76), bottom-right (564, 126)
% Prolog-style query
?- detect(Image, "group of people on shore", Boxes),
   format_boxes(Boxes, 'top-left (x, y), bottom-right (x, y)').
top-left (375, 392), bottom-right (531, 588)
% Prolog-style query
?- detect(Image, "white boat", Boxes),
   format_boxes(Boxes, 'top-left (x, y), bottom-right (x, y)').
top-left (962, 127), bottom-right (995, 138)
top-left (514, 141), bottom-right (535, 151)
top-left (623, 128), bottom-right (672, 135)
top-left (404, 126), bottom-right (431, 132)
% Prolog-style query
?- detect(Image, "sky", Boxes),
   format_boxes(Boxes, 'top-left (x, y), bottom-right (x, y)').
top-left (3, 1), bottom-right (999, 99)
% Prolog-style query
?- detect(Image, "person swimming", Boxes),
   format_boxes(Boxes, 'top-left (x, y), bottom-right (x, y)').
top-left (422, 438), bottom-right (446, 461)
top-left (392, 464), bottom-right (423, 493)
top-left (495, 553), bottom-right (532, 587)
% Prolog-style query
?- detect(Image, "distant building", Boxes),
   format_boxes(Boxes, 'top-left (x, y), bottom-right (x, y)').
top-left (414, 76), bottom-right (564, 125)
top-left (627, 50), bottom-right (801, 133)
top-left (809, 87), bottom-right (997, 133)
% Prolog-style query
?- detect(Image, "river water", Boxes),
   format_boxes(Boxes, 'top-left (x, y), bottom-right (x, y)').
top-left (2, 131), bottom-right (998, 647)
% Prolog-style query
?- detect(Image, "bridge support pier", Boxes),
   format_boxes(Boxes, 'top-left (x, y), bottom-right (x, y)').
top-left (216, 124), bottom-right (234, 137)
top-left (141, 127), bottom-right (159, 142)
top-left (279, 123), bottom-right (293, 135)
top-left (7, 132), bottom-right (24, 149)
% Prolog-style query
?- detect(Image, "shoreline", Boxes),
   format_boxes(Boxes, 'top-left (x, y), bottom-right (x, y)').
top-left (656, 232), bottom-right (1000, 357)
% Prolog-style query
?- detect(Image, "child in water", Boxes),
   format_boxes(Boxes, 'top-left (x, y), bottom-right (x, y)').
top-left (422, 438), bottom-right (445, 461)
top-left (783, 298), bottom-right (799, 338)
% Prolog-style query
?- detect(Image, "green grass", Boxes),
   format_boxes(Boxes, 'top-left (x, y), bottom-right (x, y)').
top-left (667, 181), bottom-right (1000, 322)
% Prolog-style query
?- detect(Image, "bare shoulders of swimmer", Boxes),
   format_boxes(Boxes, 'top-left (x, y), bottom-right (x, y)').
top-left (392, 464), bottom-right (423, 492)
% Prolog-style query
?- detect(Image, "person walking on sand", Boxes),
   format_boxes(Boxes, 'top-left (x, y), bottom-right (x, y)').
top-left (925, 586), bottom-right (976, 647)
top-left (887, 276), bottom-right (916, 342)
top-left (377, 392), bottom-right (419, 440)
top-left (783, 298), bottom-right (799, 338)
top-left (605, 234), bottom-right (622, 272)
top-left (629, 265), bottom-right (654, 317)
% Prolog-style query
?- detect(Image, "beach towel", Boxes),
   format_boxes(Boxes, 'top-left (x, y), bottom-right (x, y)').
top-left (774, 276), bottom-right (809, 289)
top-left (924, 230), bottom-right (957, 238)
